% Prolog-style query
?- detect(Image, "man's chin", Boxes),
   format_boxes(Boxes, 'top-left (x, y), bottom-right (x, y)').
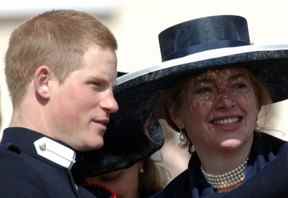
top-left (79, 137), bottom-right (104, 151)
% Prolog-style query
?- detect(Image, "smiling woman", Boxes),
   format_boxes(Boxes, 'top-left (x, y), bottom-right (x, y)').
top-left (114, 15), bottom-right (288, 197)
top-left (169, 68), bottom-right (259, 154)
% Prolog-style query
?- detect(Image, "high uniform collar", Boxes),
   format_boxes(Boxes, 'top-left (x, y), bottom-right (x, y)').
top-left (1, 127), bottom-right (76, 169)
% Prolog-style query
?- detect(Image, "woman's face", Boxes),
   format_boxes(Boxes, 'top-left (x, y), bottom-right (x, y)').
top-left (173, 68), bottom-right (259, 152)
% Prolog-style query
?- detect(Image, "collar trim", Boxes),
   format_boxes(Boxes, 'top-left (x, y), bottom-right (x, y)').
top-left (34, 137), bottom-right (76, 169)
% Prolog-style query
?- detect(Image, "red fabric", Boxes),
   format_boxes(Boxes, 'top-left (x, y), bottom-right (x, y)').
top-left (82, 182), bottom-right (118, 198)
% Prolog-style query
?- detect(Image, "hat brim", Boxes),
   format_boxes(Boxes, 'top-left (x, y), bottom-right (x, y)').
top-left (115, 45), bottom-right (288, 133)
top-left (72, 71), bottom-right (164, 179)
top-left (72, 116), bottom-right (164, 179)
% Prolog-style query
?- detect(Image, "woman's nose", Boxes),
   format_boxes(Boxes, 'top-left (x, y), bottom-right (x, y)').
top-left (214, 91), bottom-right (236, 110)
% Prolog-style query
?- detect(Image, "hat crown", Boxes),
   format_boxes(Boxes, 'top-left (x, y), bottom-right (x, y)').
top-left (159, 15), bottom-right (250, 61)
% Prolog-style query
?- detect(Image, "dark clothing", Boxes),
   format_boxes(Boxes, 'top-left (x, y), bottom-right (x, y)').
top-left (82, 182), bottom-right (157, 198)
top-left (0, 127), bottom-right (96, 198)
top-left (154, 132), bottom-right (288, 198)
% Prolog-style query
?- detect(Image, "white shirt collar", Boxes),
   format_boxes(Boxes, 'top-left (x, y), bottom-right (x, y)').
top-left (34, 137), bottom-right (76, 169)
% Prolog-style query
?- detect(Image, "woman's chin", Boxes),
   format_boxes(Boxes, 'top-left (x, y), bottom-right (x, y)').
top-left (219, 139), bottom-right (242, 150)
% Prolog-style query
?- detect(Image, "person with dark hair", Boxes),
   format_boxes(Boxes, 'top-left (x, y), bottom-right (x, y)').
top-left (113, 15), bottom-right (288, 197)
top-left (72, 113), bottom-right (164, 198)
top-left (0, 9), bottom-right (118, 197)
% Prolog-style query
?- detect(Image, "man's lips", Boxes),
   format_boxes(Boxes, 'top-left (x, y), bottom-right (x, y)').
top-left (92, 119), bottom-right (109, 129)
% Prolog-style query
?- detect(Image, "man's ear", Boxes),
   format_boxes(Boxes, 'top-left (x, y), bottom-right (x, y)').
top-left (33, 65), bottom-right (52, 99)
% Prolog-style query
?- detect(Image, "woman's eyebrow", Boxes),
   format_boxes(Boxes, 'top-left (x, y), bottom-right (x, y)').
top-left (229, 73), bottom-right (248, 81)
top-left (193, 77), bottom-right (214, 85)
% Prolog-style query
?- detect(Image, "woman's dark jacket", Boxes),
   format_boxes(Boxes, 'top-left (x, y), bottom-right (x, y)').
top-left (153, 132), bottom-right (288, 198)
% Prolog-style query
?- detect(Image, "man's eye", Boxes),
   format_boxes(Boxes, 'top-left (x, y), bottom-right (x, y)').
top-left (90, 81), bottom-right (106, 91)
top-left (92, 82), bottom-right (102, 87)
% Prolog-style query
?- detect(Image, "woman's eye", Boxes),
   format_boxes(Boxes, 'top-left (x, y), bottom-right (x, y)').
top-left (191, 86), bottom-right (215, 101)
top-left (194, 87), bottom-right (213, 95)
top-left (233, 81), bottom-right (249, 90)
top-left (231, 80), bottom-right (252, 95)
top-left (235, 83), bottom-right (246, 88)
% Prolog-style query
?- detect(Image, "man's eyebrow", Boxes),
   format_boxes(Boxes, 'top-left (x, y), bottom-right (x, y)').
top-left (87, 76), bottom-right (109, 82)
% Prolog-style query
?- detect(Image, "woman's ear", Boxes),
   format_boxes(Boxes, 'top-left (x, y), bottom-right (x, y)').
top-left (138, 161), bottom-right (144, 173)
top-left (168, 104), bottom-right (184, 130)
top-left (33, 65), bottom-right (52, 100)
top-left (158, 91), bottom-right (185, 131)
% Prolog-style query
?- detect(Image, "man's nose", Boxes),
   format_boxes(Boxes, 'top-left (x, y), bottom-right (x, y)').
top-left (101, 90), bottom-right (119, 113)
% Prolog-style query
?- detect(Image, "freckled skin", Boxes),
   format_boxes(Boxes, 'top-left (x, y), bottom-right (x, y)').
top-left (175, 68), bottom-right (258, 154)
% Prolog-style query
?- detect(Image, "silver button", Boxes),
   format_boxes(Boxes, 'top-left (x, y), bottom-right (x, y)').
top-left (39, 143), bottom-right (46, 151)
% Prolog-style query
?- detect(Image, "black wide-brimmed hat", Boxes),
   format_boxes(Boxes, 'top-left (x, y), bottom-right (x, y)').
top-left (114, 15), bottom-right (288, 135)
top-left (73, 15), bottom-right (288, 178)
top-left (72, 72), bottom-right (164, 179)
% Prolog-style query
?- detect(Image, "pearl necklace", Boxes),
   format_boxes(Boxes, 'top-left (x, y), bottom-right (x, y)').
top-left (201, 159), bottom-right (248, 190)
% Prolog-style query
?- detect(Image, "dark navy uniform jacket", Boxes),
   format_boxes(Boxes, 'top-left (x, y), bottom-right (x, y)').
top-left (154, 132), bottom-right (288, 198)
top-left (0, 127), bottom-right (96, 198)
